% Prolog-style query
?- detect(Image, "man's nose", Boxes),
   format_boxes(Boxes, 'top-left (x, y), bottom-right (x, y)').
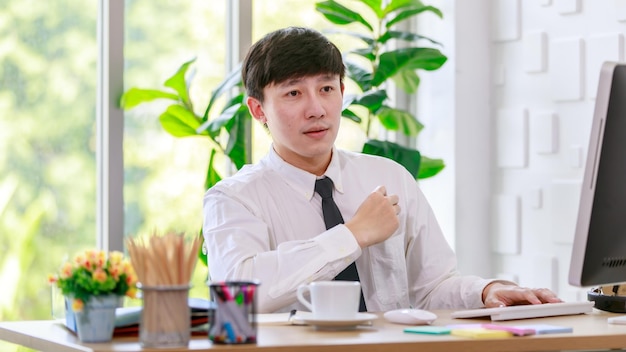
top-left (305, 94), bottom-right (326, 119)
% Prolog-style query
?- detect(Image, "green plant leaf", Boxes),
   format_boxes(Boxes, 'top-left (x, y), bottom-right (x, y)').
top-left (392, 69), bottom-right (420, 94)
top-left (386, 5), bottom-right (443, 28)
top-left (204, 148), bottom-right (222, 190)
top-left (383, 0), bottom-right (426, 15)
top-left (377, 106), bottom-right (423, 136)
top-left (119, 88), bottom-right (179, 110)
top-left (198, 95), bottom-right (246, 137)
top-left (353, 90), bottom-right (387, 113)
top-left (164, 58), bottom-right (196, 110)
top-left (202, 63), bottom-right (244, 122)
top-left (417, 155), bottom-right (445, 179)
top-left (159, 104), bottom-right (204, 137)
top-left (372, 47), bottom-right (447, 87)
top-left (378, 30), bottom-right (442, 46)
top-left (345, 60), bottom-right (373, 92)
top-left (359, 0), bottom-right (384, 18)
top-left (362, 139), bottom-right (421, 178)
top-left (350, 47), bottom-right (376, 61)
top-left (341, 108), bottom-right (362, 123)
top-left (315, 0), bottom-right (374, 31)
top-left (224, 104), bottom-right (251, 169)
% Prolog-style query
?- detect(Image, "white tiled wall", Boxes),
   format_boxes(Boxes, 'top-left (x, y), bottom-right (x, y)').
top-left (418, 0), bottom-right (626, 301)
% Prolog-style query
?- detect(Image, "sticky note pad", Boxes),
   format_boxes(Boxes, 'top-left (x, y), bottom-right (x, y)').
top-left (451, 328), bottom-right (513, 339)
top-left (513, 324), bottom-right (572, 334)
top-left (482, 323), bottom-right (535, 336)
top-left (404, 326), bottom-right (451, 335)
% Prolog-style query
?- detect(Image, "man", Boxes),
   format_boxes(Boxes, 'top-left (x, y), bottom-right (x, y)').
top-left (202, 26), bottom-right (561, 313)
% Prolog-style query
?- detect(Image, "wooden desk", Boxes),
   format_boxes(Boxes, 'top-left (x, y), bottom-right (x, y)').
top-left (2, 309), bottom-right (626, 352)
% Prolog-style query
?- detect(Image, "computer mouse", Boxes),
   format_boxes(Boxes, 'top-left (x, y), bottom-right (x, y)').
top-left (383, 308), bottom-right (437, 325)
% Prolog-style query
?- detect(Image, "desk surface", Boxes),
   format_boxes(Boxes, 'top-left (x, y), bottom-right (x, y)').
top-left (2, 309), bottom-right (626, 352)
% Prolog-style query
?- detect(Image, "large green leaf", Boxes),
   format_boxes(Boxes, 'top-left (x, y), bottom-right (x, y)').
top-left (350, 47), bottom-right (377, 62)
top-left (360, 0), bottom-right (384, 18)
top-left (362, 139), bottom-right (421, 178)
top-left (353, 90), bottom-right (387, 113)
top-left (417, 155), bottom-right (445, 179)
top-left (383, 0), bottom-right (425, 15)
top-left (341, 108), bottom-right (362, 124)
top-left (372, 48), bottom-right (447, 87)
top-left (202, 63), bottom-right (244, 122)
top-left (197, 94), bottom-right (246, 136)
top-left (159, 104), bottom-right (204, 137)
top-left (119, 88), bottom-right (179, 110)
top-left (315, 0), bottom-right (374, 31)
top-left (377, 106), bottom-right (423, 136)
top-left (163, 58), bottom-right (196, 110)
top-left (386, 5), bottom-right (443, 27)
top-left (224, 103), bottom-right (251, 169)
top-left (345, 60), bottom-right (373, 92)
top-left (392, 69), bottom-right (420, 94)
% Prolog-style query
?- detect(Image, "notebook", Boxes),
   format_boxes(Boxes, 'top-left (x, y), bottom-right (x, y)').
top-left (451, 301), bottom-right (594, 321)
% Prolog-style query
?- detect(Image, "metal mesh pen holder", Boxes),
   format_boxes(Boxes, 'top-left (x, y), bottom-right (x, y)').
top-left (140, 284), bottom-right (191, 348)
top-left (208, 281), bottom-right (259, 344)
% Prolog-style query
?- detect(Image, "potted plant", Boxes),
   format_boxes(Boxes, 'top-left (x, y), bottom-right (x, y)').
top-left (315, 0), bottom-right (447, 178)
top-left (48, 249), bottom-right (138, 342)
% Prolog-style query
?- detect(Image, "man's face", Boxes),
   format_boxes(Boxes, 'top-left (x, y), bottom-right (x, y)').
top-left (247, 73), bottom-right (344, 175)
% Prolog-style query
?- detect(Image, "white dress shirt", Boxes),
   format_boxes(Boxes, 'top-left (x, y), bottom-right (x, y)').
top-left (202, 146), bottom-right (494, 313)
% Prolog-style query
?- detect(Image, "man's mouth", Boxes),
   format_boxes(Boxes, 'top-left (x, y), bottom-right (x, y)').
top-left (304, 126), bottom-right (329, 138)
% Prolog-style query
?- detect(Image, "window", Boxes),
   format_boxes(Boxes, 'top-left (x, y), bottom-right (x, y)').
top-left (0, 1), bottom-right (98, 327)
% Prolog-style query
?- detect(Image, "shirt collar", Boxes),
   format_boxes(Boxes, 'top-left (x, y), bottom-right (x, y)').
top-left (267, 146), bottom-right (344, 200)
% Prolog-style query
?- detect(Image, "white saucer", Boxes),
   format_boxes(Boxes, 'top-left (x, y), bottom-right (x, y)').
top-left (293, 312), bottom-right (377, 330)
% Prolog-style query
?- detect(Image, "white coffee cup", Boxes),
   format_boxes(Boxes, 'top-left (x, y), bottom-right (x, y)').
top-left (296, 281), bottom-right (361, 319)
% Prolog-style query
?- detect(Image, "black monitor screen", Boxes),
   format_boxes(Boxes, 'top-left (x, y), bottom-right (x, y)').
top-left (569, 62), bottom-right (626, 287)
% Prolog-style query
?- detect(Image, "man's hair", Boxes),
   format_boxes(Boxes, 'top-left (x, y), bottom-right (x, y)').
top-left (241, 26), bottom-right (345, 102)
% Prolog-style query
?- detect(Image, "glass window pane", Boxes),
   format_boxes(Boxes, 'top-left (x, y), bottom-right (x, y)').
top-left (0, 0), bottom-right (98, 329)
top-left (123, 1), bottom-right (226, 297)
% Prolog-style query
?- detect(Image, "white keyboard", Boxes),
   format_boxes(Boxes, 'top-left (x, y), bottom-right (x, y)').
top-left (451, 301), bottom-right (595, 321)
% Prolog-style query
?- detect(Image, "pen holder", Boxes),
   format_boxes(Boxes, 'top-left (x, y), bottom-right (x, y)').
top-left (140, 284), bottom-right (191, 349)
top-left (208, 281), bottom-right (259, 344)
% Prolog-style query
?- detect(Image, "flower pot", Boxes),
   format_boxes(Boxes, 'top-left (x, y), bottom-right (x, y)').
top-left (70, 295), bottom-right (119, 343)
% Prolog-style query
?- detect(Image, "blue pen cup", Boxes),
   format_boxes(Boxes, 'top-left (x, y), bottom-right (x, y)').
top-left (208, 281), bottom-right (260, 344)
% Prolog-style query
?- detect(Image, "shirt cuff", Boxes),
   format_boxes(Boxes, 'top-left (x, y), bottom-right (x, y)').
top-left (316, 224), bottom-right (361, 263)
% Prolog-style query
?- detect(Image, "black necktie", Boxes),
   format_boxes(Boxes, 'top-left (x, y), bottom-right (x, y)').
top-left (315, 177), bottom-right (367, 312)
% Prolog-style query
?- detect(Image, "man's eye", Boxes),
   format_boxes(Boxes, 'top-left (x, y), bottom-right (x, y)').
top-left (321, 86), bottom-right (333, 92)
top-left (288, 91), bottom-right (298, 97)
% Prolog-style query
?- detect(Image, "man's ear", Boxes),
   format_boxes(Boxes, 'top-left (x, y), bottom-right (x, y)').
top-left (246, 96), bottom-right (266, 124)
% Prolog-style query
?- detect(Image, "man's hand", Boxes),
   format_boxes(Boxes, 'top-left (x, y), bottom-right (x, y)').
top-left (482, 282), bottom-right (562, 307)
top-left (346, 186), bottom-right (400, 248)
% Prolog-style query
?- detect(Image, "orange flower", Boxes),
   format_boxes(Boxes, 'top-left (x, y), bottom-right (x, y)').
top-left (47, 274), bottom-right (58, 284)
top-left (109, 251), bottom-right (124, 266)
top-left (109, 264), bottom-right (121, 281)
top-left (95, 250), bottom-right (106, 268)
top-left (92, 268), bottom-right (108, 283)
top-left (59, 262), bottom-right (74, 279)
top-left (126, 286), bottom-right (138, 299)
top-left (72, 299), bottom-right (84, 312)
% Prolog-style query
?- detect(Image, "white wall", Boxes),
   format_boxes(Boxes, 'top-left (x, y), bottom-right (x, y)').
top-left (419, 0), bottom-right (626, 301)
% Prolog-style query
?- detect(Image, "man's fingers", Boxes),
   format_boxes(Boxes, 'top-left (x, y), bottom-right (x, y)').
top-left (374, 185), bottom-right (387, 195)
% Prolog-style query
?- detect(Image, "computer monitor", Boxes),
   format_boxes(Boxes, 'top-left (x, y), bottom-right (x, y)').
top-left (568, 61), bottom-right (626, 288)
